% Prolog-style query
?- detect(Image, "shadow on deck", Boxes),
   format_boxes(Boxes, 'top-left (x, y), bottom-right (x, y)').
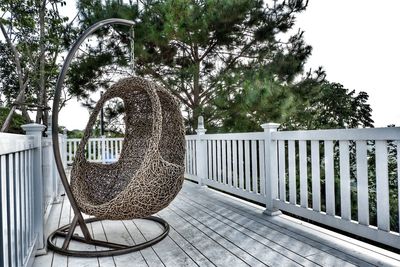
top-left (34, 181), bottom-right (400, 267)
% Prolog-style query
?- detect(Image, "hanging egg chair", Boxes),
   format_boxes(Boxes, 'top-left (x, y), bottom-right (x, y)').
top-left (71, 77), bottom-right (185, 220)
top-left (49, 19), bottom-right (185, 257)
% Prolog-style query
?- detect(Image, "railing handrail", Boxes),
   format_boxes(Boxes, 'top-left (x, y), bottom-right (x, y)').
top-left (0, 133), bottom-right (36, 155)
top-left (67, 137), bottom-right (124, 141)
top-left (187, 132), bottom-right (265, 140)
top-left (272, 126), bottom-right (400, 140)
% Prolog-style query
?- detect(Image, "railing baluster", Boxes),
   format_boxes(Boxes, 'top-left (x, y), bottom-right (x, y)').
top-left (376, 140), bottom-right (389, 231)
top-left (88, 139), bottom-right (91, 159)
top-left (72, 141), bottom-right (76, 161)
top-left (356, 140), bottom-right (369, 225)
top-left (299, 140), bottom-right (307, 208)
top-left (251, 140), bottom-right (258, 193)
top-left (227, 140), bottom-right (232, 187)
top-left (93, 140), bottom-right (97, 161)
top-left (1, 155), bottom-right (9, 267)
top-left (29, 149), bottom-right (34, 244)
top-left (311, 141), bottom-right (320, 212)
top-left (233, 140), bottom-right (238, 188)
top-left (188, 140), bottom-right (192, 174)
top-left (15, 152), bottom-right (22, 266)
top-left (259, 140), bottom-right (266, 196)
top-left (186, 140), bottom-right (190, 174)
top-left (9, 153), bottom-right (17, 267)
top-left (20, 151), bottom-right (26, 260)
top-left (22, 151), bottom-right (29, 258)
top-left (193, 140), bottom-right (197, 176)
top-left (212, 140), bottom-right (217, 181)
top-left (217, 140), bottom-right (221, 183)
top-left (190, 140), bottom-right (193, 173)
top-left (207, 141), bottom-right (212, 180)
top-left (238, 140), bottom-right (244, 190)
top-left (339, 141), bottom-right (351, 220)
top-left (222, 140), bottom-right (227, 184)
top-left (244, 140), bottom-right (251, 191)
top-left (325, 140), bottom-right (335, 216)
top-left (111, 140), bottom-right (115, 160)
top-left (278, 140), bottom-right (286, 201)
top-left (288, 140), bottom-right (296, 204)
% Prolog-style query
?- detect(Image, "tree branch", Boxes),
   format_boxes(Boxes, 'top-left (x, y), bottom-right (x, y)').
top-left (0, 22), bottom-right (24, 89)
top-left (143, 66), bottom-right (193, 108)
top-left (0, 21), bottom-right (30, 131)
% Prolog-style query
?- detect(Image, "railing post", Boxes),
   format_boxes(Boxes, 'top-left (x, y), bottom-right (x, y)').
top-left (195, 116), bottom-right (207, 187)
top-left (261, 123), bottom-right (281, 216)
top-left (21, 123), bottom-right (46, 251)
top-left (46, 115), bottom-right (61, 204)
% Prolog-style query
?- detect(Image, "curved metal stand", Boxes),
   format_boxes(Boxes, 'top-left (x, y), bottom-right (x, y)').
top-left (49, 18), bottom-right (170, 257)
top-left (47, 216), bottom-right (169, 257)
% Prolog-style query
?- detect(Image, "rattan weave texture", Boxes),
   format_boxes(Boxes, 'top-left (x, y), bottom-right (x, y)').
top-left (70, 77), bottom-right (185, 220)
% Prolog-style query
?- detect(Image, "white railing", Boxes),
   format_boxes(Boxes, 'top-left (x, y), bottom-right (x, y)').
top-left (186, 123), bottom-right (400, 249)
top-left (0, 124), bottom-right (65, 267)
top-left (271, 127), bottom-right (400, 249)
top-left (186, 132), bottom-right (268, 203)
top-left (66, 137), bottom-right (123, 164)
top-left (63, 125), bottom-right (400, 249)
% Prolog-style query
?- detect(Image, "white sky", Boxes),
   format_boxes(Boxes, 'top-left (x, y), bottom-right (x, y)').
top-left (60, 0), bottom-right (400, 130)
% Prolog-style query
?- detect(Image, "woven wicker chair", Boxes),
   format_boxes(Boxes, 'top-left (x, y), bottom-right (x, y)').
top-left (71, 77), bottom-right (185, 220)
top-left (49, 19), bottom-right (186, 257)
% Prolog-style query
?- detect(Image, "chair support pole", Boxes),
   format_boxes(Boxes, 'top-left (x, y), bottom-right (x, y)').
top-left (50, 19), bottom-right (137, 253)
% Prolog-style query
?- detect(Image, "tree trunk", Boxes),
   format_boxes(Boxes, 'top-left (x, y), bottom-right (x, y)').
top-left (0, 22), bottom-right (28, 132)
top-left (191, 44), bottom-right (201, 132)
top-left (1, 88), bottom-right (27, 132)
top-left (35, 0), bottom-right (47, 126)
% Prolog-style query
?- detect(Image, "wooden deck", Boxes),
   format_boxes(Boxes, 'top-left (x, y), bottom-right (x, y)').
top-left (33, 181), bottom-right (400, 267)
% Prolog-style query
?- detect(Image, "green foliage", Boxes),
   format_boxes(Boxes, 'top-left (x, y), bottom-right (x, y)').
top-left (67, 129), bottom-right (84, 138)
top-left (0, 0), bottom-right (74, 130)
top-left (71, 0), bottom-right (311, 133)
top-left (283, 79), bottom-right (374, 130)
top-left (0, 107), bottom-right (28, 134)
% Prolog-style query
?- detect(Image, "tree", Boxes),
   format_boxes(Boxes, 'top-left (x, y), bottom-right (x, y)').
top-left (283, 77), bottom-right (374, 130)
top-left (0, 0), bottom-right (73, 132)
top-left (210, 66), bottom-right (373, 133)
top-left (0, 107), bottom-right (29, 134)
top-left (71, 0), bottom-right (311, 132)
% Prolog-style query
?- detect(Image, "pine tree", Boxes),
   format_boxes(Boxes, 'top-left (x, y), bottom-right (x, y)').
top-left (71, 0), bottom-right (311, 132)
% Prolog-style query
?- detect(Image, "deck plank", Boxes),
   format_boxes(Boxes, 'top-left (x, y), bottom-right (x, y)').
top-left (153, 216), bottom-right (215, 267)
top-left (133, 217), bottom-right (198, 267)
top-left (123, 220), bottom-right (165, 267)
top-left (68, 211), bottom-right (99, 267)
top-left (33, 181), bottom-right (400, 267)
top-left (90, 220), bottom-right (116, 267)
top-left (51, 197), bottom-right (70, 267)
top-left (180, 183), bottom-right (385, 267)
top-left (178, 192), bottom-right (322, 258)
top-left (102, 220), bottom-right (148, 267)
top-left (158, 208), bottom-right (250, 267)
top-left (172, 196), bottom-right (319, 266)
top-left (32, 198), bottom-right (63, 267)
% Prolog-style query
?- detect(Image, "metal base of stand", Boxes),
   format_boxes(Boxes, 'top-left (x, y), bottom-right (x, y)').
top-left (47, 216), bottom-right (169, 257)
